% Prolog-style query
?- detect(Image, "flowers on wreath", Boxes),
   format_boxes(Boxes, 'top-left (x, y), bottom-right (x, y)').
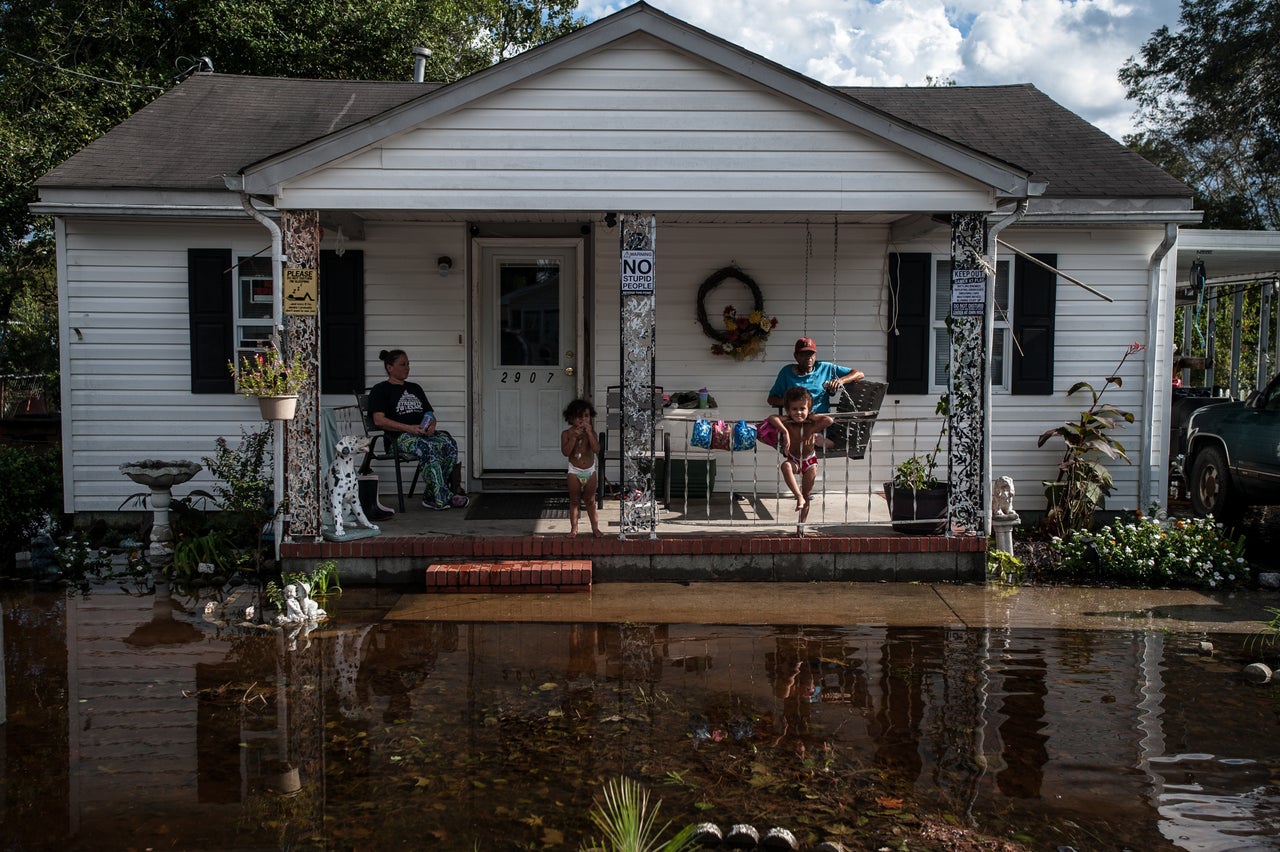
top-left (711, 304), bottom-right (778, 360)
top-left (228, 345), bottom-right (310, 398)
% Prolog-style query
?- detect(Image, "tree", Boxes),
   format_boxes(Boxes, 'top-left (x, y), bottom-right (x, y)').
top-left (0, 0), bottom-right (585, 398)
top-left (1120, 0), bottom-right (1280, 229)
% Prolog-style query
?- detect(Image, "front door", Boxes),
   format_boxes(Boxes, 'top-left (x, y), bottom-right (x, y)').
top-left (476, 239), bottom-right (582, 474)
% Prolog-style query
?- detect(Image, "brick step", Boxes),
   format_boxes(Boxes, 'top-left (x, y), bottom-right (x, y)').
top-left (425, 559), bottom-right (592, 593)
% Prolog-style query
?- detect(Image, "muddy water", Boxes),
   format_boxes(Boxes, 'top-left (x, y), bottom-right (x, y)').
top-left (2, 586), bottom-right (1279, 851)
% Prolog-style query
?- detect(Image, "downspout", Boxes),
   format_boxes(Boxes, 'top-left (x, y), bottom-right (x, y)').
top-left (983, 200), bottom-right (1028, 535)
top-left (239, 192), bottom-right (288, 557)
top-left (1141, 223), bottom-right (1178, 511)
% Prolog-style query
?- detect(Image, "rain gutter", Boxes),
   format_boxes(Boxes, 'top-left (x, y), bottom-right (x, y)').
top-left (984, 200), bottom-right (1029, 535)
top-left (237, 191), bottom-right (288, 557)
top-left (1141, 223), bottom-right (1179, 510)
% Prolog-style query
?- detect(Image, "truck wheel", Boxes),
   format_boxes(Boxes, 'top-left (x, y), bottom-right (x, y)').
top-left (1189, 445), bottom-right (1243, 526)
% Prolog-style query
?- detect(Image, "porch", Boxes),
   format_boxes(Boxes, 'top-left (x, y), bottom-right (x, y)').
top-left (286, 411), bottom-right (987, 586)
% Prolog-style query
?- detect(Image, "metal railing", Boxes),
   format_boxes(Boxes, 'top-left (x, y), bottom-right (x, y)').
top-left (652, 412), bottom-right (950, 533)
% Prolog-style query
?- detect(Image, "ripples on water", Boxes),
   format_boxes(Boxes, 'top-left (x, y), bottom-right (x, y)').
top-left (2, 586), bottom-right (1278, 850)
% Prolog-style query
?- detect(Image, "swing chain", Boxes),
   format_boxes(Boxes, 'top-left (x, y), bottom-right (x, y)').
top-left (832, 217), bottom-right (839, 352)
top-left (803, 223), bottom-right (812, 336)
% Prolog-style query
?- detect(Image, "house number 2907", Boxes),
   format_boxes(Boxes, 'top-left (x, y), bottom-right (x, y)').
top-left (499, 371), bottom-right (553, 383)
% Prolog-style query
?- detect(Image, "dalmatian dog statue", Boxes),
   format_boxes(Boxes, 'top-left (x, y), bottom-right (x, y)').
top-left (329, 435), bottom-right (379, 537)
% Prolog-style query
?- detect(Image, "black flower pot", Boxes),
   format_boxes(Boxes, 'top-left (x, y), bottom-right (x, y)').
top-left (883, 484), bottom-right (949, 535)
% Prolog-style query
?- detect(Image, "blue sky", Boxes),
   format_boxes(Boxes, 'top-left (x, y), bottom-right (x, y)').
top-left (574, 0), bottom-right (1186, 140)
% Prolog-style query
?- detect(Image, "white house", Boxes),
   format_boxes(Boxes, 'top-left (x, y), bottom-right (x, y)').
top-left (35, 2), bottom-right (1198, 536)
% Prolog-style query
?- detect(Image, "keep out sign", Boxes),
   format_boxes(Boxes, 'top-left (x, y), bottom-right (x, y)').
top-left (621, 250), bottom-right (655, 294)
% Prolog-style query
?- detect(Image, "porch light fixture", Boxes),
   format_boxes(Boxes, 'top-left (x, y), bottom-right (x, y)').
top-left (603, 212), bottom-right (618, 229)
top-left (437, 256), bottom-right (452, 277)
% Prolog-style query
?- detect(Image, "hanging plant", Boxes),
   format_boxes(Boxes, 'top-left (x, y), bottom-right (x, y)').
top-left (695, 266), bottom-right (778, 361)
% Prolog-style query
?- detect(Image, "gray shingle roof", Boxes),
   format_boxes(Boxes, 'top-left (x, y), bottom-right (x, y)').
top-left (37, 74), bottom-right (431, 191)
top-left (39, 73), bottom-right (1188, 202)
top-left (841, 84), bottom-right (1189, 199)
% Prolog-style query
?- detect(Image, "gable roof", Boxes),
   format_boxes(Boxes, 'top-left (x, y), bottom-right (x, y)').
top-left (38, 1), bottom-right (1190, 208)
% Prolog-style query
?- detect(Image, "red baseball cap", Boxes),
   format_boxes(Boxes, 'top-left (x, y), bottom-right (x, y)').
top-left (794, 337), bottom-right (817, 354)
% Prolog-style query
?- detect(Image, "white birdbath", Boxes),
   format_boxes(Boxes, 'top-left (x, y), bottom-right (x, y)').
top-left (120, 460), bottom-right (202, 563)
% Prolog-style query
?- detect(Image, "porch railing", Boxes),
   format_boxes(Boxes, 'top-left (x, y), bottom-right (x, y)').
top-left (641, 412), bottom-right (951, 533)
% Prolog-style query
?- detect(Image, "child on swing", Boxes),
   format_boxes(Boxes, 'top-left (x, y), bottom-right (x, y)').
top-left (561, 398), bottom-right (603, 538)
top-left (767, 387), bottom-right (834, 523)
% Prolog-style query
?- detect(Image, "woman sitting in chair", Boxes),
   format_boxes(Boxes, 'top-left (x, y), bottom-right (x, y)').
top-left (368, 348), bottom-right (468, 511)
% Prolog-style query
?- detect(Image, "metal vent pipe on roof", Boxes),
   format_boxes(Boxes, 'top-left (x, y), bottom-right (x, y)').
top-left (412, 46), bottom-right (431, 83)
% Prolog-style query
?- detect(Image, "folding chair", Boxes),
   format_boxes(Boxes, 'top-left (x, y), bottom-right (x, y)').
top-left (355, 391), bottom-right (422, 512)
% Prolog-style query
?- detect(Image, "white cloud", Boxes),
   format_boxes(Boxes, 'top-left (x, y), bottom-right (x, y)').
top-left (574, 0), bottom-right (1184, 140)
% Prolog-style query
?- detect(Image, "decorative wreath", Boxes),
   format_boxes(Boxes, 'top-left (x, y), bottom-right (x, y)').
top-left (696, 266), bottom-right (778, 361)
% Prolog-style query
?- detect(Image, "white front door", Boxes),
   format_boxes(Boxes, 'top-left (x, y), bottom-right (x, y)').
top-left (476, 240), bottom-right (582, 474)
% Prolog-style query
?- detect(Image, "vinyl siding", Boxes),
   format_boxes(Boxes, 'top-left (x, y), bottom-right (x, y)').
top-left (282, 37), bottom-right (993, 213)
top-left (58, 216), bottom-right (1172, 515)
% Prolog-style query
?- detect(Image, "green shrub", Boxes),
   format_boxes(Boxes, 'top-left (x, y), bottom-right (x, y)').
top-left (0, 445), bottom-right (62, 563)
top-left (202, 425), bottom-right (275, 568)
top-left (1050, 511), bottom-right (1247, 589)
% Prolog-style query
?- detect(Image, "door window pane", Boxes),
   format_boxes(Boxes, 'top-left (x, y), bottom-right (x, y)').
top-left (499, 262), bottom-right (560, 366)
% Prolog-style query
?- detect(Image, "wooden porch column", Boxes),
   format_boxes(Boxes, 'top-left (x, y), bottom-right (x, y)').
top-left (619, 214), bottom-right (658, 538)
top-left (949, 213), bottom-right (987, 534)
top-left (282, 210), bottom-right (322, 542)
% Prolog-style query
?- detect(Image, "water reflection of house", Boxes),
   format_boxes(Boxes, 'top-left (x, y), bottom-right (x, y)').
top-left (28, 595), bottom-right (1277, 847)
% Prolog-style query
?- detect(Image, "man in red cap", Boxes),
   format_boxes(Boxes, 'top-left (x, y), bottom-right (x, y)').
top-left (767, 337), bottom-right (864, 414)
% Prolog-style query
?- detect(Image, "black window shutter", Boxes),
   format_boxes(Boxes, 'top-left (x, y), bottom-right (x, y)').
top-left (319, 250), bottom-right (364, 395)
top-left (1012, 253), bottom-right (1057, 395)
top-left (886, 252), bottom-right (932, 394)
top-left (188, 248), bottom-right (234, 394)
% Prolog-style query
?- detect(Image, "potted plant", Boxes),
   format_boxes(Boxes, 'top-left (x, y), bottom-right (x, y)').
top-left (228, 345), bottom-right (309, 420)
top-left (882, 394), bottom-right (949, 534)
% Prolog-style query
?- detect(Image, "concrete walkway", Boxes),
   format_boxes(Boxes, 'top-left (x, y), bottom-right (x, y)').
top-left (386, 581), bottom-right (1280, 634)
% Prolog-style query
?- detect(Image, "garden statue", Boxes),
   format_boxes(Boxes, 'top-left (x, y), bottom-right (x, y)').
top-left (991, 475), bottom-right (1021, 554)
top-left (327, 435), bottom-right (379, 538)
top-left (275, 581), bottom-right (326, 626)
top-left (993, 476), bottom-right (1019, 521)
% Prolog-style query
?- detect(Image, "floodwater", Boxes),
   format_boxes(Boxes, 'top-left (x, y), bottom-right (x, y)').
top-left (3, 584), bottom-right (1280, 851)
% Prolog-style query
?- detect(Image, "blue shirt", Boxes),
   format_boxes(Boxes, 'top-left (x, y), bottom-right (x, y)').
top-left (768, 361), bottom-right (853, 413)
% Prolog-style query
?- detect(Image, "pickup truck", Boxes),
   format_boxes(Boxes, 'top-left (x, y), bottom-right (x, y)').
top-left (1182, 371), bottom-right (1280, 524)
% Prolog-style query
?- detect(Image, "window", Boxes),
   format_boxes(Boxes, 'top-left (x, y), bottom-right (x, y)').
top-left (234, 255), bottom-right (274, 370)
top-left (887, 251), bottom-right (1056, 396)
top-left (931, 258), bottom-right (1011, 391)
top-left (187, 248), bottom-right (364, 395)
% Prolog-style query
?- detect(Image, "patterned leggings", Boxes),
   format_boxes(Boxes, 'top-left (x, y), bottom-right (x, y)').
top-left (396, 431), bottom-right (458, 506)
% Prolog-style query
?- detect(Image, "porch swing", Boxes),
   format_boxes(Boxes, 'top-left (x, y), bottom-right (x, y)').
top-left (805, 220), bottom-right (887, 459)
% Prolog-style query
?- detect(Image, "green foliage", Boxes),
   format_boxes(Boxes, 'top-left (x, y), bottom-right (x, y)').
top-left (987, 548), bottom-right (1024, 585)
top-left (172, 528), bottom-right (237, 575)
top-left (1049, 511), bottom-right (1248, 589)
top-left (202, 425), bottom-right (274, 556)
top-left (1037, 343), bottom-right (1141, 538)
top-left (582, 776), bottom-right (698, 852)
top-left (0, 271), bottom-right (59, 409)
top-left (892, 394), bottom-right (948, 491)
top-left (0, 444), bottom-right (61, 562)
top-left (1174, 282), bottom-right (1274, 398)
top-left (307, 560), bottom-right (343, 598)
top-left (53, 532), bottom-right (115, 578)
top-left (265, 562), bottom-right (343, 612)
top-left (1246, 607), bottom-right (1280, 657)
top-left (1121, 0), bottom-right (1280, 229)
top-left (229, 345), bottom-right (309, 397)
